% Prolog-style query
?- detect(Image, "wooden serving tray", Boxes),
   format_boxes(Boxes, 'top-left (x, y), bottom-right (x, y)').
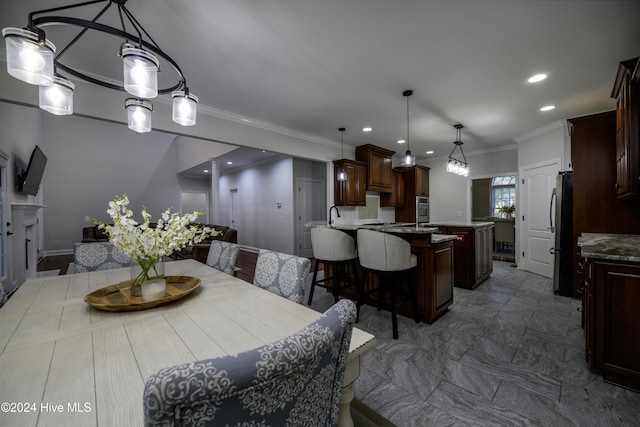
top-left (84, 276), bottom-right (201, 312)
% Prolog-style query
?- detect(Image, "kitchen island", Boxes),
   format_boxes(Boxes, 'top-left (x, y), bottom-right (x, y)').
top-left (310, 223), bottom-right (456, 324)
top-left (423, 221), bottom-right (495, 289)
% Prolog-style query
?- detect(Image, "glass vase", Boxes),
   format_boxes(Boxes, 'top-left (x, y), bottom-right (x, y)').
top-left (130, 259), bottom-right (165, 297)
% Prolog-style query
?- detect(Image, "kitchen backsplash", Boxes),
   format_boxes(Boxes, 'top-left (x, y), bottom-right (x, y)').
top-left (333, 192), bottom-right (396, 225)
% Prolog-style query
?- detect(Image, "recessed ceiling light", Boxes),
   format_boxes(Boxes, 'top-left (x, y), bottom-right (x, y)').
top-left (426, 150), bottom-right (434, 155)
top-left (362, 127), bottom-right (372, 132)
top-left (528, 73), bottom-right (548, 83)
top-left (540, 105), bottom-right (555, 112)
top-left (226, 161), bottom-right (233, 165)
top-left (397, 139), bottom-right (406, 144)
top-left (203, 169), bottom-right (209, 173)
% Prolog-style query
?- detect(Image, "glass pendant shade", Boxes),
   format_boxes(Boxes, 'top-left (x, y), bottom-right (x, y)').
top-left (402, 150), bottom-right (416, 167)
top-left (125, 98), bottom-right (153, 133)
top-left (3, 27), bottom-right (56, 86)
top-left (172, 90), bottom-right (198, 126)
top-left (337, 168), bottom-right (347, 181)
top-left (39, 75), bottom-right (74, 115)
top-left (122, 45), bottom-right (159, 98)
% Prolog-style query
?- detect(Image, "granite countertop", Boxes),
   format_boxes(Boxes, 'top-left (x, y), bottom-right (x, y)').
top-left (431, 234), bottom-right (457, 243)
top-left (577, 233), bottom-right (640, 262)
top-left (305, 221), bottom-right (438, 234)
top-left (422, 221), bottom-right (495, 228)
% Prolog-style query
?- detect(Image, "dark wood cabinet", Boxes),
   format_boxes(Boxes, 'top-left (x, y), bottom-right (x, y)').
top-left (380, 169), bottom-right (404, 207)
top-left (570, 111), bottom-right (640, 297)
top-left (395, 165), bottom-right (430, 223)
top-left (611, 57), bottom-right (640, 199)
top-left (584, 257), bottom-right (640, 391)
top-left (333, 159), bottom-right (367, 206)
top-left (415, 165), bottom-right (429, 196)
top-left (356, 144), bottom-right (395, 193)
top-left (434, 224), bottom-right (493, 289)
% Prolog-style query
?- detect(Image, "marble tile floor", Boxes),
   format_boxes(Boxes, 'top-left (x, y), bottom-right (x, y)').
top-left (307, 261), bottom-right (640, 427)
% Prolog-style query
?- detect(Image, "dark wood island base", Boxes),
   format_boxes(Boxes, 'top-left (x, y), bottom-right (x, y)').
top-left (317, 225), bottom-right (455, 324)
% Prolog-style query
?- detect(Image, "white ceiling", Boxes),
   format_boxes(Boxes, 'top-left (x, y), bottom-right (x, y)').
top-left (2, 0), bottom-right (639, 170)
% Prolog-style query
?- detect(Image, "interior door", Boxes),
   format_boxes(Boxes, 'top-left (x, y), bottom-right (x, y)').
top-left (519, 158), bottom-right (561, 277)
top-left (296, 179), bottom-right (325, 258)
top-left (230, 189), bottom-right (239, 229)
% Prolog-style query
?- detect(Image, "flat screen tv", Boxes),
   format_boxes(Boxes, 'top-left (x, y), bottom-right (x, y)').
top-left (17, 145), bottom-right (47, 196)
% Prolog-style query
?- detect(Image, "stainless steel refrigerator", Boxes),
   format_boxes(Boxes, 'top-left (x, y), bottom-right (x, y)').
top-left (550, 171), bottom-right (574, 296)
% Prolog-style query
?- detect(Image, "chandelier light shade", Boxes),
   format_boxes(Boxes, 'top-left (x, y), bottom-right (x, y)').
top-left (446, 124), bottom-right (470, 177)
top-left (401, 89), bottom-right (416, 167)
top-left (126, 98), bottom-right (153, 133)
top-left (172, 90), bottom-right (199, 126)
top-left (39, 75), bottom-right (74, 115)
top-left (2, 0), bottom-right (197, 132)
top-left (122, 44), bottom-right (159, 99)
top-left (2, 27), bottom-right (56, 86)
top-left (337, 127), bottom-right (347, 181)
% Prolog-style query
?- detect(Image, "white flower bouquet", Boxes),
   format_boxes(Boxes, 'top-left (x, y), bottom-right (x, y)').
top-left (97, 194), bottom-right (218, 293)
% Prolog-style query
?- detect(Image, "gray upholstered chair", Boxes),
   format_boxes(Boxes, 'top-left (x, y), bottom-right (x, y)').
top-left (357, 229), bottom-right (419, 339)
top-left (205, 241), bottom-right (240, 275)
top-left (143, 299), bottom-right (357, 427)
top-left (253, 249), bottom-right (311, 304)
top-left (309, 227), bottom-right (359, 306)
top-left (72, 242), bottom-right (131, 272)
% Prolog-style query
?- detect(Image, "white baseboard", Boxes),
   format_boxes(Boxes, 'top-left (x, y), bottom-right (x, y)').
top-left (43, 249), bottom-right (73, 257)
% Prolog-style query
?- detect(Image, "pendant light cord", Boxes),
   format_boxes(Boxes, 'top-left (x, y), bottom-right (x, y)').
top-left (406, 94), bottom-right (410, 152)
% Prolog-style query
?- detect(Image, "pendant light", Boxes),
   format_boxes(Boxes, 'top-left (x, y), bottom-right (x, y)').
top-left (39, 74), bottom-right (74, 115)
top-left (337, 127), bottom-right (347, 181)
top-left (125, 98), bottom-right (153, 133)
top-left (446, 124), bottom-right (470, 176)
top-left (401, 90), bottom-right (416, 167)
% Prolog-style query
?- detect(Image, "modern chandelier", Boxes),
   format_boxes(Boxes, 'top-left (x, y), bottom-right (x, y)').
top-left (337, 127), bottom-right (347, 181)
top-left (2, 0), bottom-right (198, 132)
top-left (401, 90), bottom-right (416, 167)
top-left (446, 124), bottom-right (469, 176)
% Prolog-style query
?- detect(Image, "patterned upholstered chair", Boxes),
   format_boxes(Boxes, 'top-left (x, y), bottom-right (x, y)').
top-left (143, 299), bottom-right (357, 427)
top-left (72, 242), bottom-right (131, 272)
top-left (205, 241), bottom-right (240, 275)
top-left (253, 249), bottom-right (311, 304)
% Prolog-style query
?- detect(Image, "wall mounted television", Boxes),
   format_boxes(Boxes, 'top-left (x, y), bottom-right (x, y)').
top-left (17, 145), bottom-right (47, 196)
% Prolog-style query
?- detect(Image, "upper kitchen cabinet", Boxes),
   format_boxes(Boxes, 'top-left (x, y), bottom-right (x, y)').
top-left (611, 57), bottom-right (640, 199)
top-left (380, 168), bottom-right (404, 207)
top-left (356, 144), bottom-right (395, 192)
top-left (395, 165), bottom-right (430, 223)
top-left (333, 159), bottom-right (367, 206)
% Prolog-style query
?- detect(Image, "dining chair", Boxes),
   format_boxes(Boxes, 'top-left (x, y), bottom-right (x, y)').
top-left (72, 242), bottom-right (131, 272)
top-left (205, 241), bottom-right (240, 275)
top-left (143, 299), bottom-right (357, 427)
top-left (253, 249), bottom-right (311, 304)
top-left (308, 227), bottom-right (360, 307)
top-left (357, 229), bottom-right (419, 339)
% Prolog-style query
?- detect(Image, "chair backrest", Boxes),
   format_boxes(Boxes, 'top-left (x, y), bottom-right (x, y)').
top-left (73, 242), bottom-right (131, 272)
top-left (205, 241), bottom-right (240, 275)
top-left (311, 227), bottom-right (357, 261)
top-left (494, 218), bottom-right (515, 244)
top-left (357, 229), bottom-right (415, 271)
top-left (253, 249), bottom-right (311, 304)
top-left (143, 299), bottom-right (357, 427)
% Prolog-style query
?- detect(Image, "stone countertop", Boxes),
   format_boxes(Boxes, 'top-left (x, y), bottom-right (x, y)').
top-left (305, 221), bottom-right (438, 234)
top-left (577, 233), bottom-right (640, 262)
top-left (431, 234), bottom-right (457, 243)
top-left (422, 221), bottom-right (495, 228)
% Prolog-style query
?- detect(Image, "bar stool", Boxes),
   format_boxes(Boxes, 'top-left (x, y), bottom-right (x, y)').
top-left (308, 227), bottom-right (360, 308)
top-left (357, 229), bottom-right (419, 339)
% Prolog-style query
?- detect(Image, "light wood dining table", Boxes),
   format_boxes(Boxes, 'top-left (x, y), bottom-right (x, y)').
top-left (0, 259), bottom-right (376, 426)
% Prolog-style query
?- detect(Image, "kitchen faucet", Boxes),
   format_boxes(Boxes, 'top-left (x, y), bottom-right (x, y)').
top-left (329, 205), bottom-right (340, 226)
